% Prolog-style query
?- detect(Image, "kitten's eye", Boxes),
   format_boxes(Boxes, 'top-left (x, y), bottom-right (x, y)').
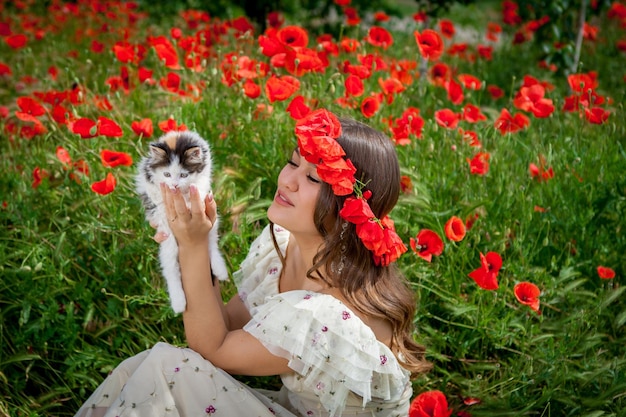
top-left (164, 172), bottom-right (171, 178)
top-left (180, 173), bottom-right (188, 178)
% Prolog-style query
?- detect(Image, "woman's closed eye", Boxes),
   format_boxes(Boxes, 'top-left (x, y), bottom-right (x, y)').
top-left (287, 159), bottom-right (321, 184)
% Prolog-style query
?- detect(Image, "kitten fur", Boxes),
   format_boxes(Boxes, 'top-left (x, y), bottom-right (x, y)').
top-left (135, 130), bottom-right (228, 313)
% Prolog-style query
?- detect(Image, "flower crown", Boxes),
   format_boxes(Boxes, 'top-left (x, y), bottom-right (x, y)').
top-left (294, 109), bottom-right (407, 267)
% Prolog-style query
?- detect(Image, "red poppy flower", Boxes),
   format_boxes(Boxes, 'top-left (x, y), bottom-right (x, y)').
top-left (409, 390), bottom-right (452, 417)
top-left (529, 155), bottom-right (554, 182)
top-left (597, 266), bottom-right (615, 279)
top-left (410, 229), bottom-right (444, 262)
top-left (414, 29), bottom-right (444, 61)
top-left (56, 146), bottom-right (72, 166)
top-left (295, 108), bottom-right (342, 147)
top-left (487, 84), bottom-right (504, 99)
top-left (435, 108), bottom-right (460, 129)
top-left (457, 74), bottom-right (482, 90)
top-left (468, 251), bottom-right (501, 290)
top-left (149, 35), bottom-right (180, 69)
top-left (112, 41), bottom-right (136, 64)
top-left (361, 95), bottom-right (380, 118)
top-left (514, 281), bottom-right (541, 313)
top-left (373, 11), bottom-right (390, 22)
top-left (71, 118), bottom-right (98, 138)
top-left (316, 157), bottom-right (356, 196)
top-left (97, 117), bottom-right (123, 137)
top-left (513, 84), bottom-right (555, 118)
top-left (32, 167), bottom-right (50, 189)
top-left (339, 196), bottom-right (375, 224)
top-left (462, 104), bottom-right (487, 123)
top-left (343, 7), bottom-right (361, 26)
top-left (467, 152), bottom-right (490, 175)
top-left (131, 118), bottom-right (154, 137)
top-left (286, 95), bottom-right (311, 120)
top-left (478, 44), bottom-right (494, 60)
top-left (366, 26), bottom-right (393, 49)
top-left (100, 150), bottom-right (133, 168)
top-left (277, 25), bottom-right (309, 48)
top-left (494, 108), bottom-right (530, 134)
top-left (444, 216), bottom-right (466, 242)
top-left (6, 34), bottom-right (28, 49)
top-left (345, 74), bottom-right (364, 97)
top-left (428, 62), bottom-right (452, 87)
top-left (158, 118), bottom-right (187, 133)
top-left (567, 72), bottom-right (598, 94)
top-left (16, 97), bottom-right (46, 117)
top-left (91, 172), bottom-right (117, 195)
top-left (584, 107), bottom-right (610, 124)
top-left (445, 79), bottom-right (464, 105)
top-left (265, 74), bottom-right (300, 103)
top-left (400, 175), bottom-right (413, 194)
top-left (439, 19), bottom-right (455, 38)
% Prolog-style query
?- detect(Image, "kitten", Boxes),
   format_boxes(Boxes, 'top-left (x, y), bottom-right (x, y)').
top-left (135, 130), bottom-right (228, 313)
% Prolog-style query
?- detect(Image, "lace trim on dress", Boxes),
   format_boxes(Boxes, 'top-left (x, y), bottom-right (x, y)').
top-left (244, 291), bottom-right (410, 417)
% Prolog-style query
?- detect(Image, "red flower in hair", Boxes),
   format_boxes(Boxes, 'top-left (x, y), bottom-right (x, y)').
top-left (339, 196), bottom-right (375, 224)
top-left (316, 157), bottom-right (357, 196)
top-left (409, 390), bottom-right (452, 417)
top-left (514, 282), bottom-right (541, 314)
top-left (597, 266), bottom-right (615, 279)
top-left (468, 251), bottom-right (502, 290)
top-left (410, 229), bottom-right (444, 262)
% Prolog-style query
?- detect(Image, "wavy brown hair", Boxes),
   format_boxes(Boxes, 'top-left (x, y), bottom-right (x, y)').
top-left (271, 117), bottom-right (431, 377)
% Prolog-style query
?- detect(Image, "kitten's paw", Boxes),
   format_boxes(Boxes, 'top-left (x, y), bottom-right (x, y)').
top-left (211, 257), bottom-right (229, 281)
top-left (170, 297), bottom-right (186, 314)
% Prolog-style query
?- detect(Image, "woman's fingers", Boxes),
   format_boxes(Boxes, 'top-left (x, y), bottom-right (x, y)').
top-left (189, 184), bottom-right (207, 220)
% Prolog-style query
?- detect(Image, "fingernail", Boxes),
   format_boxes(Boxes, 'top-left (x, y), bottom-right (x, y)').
top-left (190, 184), bottom-right (197, 195)
top-left (207, 191), bottom-right (214, 202)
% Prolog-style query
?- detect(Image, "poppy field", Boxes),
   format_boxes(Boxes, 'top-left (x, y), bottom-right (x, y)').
top-left (1, 0), bottom-right (625, 415)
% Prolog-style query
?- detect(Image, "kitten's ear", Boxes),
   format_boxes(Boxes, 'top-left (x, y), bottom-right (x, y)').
top-left (184, 146), bottom-right (203, 164)
top-left (149, 145), bottom-right (168, 161)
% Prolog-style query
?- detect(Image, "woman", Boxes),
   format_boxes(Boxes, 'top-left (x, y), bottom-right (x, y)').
top-left (76, 109), bottom-right (431, 417)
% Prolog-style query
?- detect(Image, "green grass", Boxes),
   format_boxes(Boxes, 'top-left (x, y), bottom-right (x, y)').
top-left (1, 1), bottom-right (625, 416)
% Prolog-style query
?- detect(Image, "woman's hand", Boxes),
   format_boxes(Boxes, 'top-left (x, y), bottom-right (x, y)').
top-left (159, 183), bottom-right (216, 248)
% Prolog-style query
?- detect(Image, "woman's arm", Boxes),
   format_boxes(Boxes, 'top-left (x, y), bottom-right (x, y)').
top-left (161, 184), bottom-right (290, 375)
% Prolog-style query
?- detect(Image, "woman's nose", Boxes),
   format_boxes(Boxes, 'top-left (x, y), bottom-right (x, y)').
top-left (280, 166), bottom-right (299, 191)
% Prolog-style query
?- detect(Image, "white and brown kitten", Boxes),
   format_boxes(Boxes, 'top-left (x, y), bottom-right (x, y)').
top-left (135, 130), bottom-right (228, 313)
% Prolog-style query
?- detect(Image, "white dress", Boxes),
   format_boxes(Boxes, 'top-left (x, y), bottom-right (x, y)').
top-left (75, 225), bottom-right (412, 417)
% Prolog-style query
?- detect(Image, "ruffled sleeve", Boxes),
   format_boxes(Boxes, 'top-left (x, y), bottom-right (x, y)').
top-left (233, 224), bottom-right (289, 314)
top-left (243, 290), bottom-right (411, 417)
